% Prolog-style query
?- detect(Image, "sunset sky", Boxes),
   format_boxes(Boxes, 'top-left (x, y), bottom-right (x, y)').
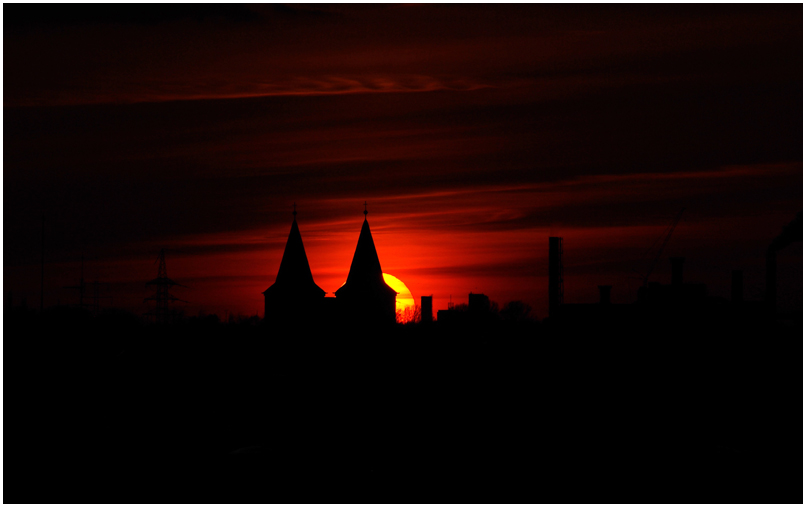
top-left (4, 4), bottom-right (802, 318)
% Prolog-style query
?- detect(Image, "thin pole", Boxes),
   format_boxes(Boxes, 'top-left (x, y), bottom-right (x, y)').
top-left (79, 255), bottom-right (84, 308)
top-left (40, 215), bottom-right (45, 311)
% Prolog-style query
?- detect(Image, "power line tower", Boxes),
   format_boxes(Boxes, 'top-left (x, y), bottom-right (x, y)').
top-left (64, 256), bottom-right (113, 314)
top-left (64, 256), bottom-right (91, 310)
top-left (144, 249), bottom-right (187, 324)
top-left (89, 280), bottom-right (113, 314)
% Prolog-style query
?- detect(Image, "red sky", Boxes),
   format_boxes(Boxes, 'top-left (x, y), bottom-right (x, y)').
top-left (4, 4), bottom-right (802, 318)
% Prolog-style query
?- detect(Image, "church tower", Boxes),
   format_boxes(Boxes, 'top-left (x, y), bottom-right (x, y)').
top-left (334, 204), bottom-right (397, 324)
top-left (263, 206), bottom-right (325, 322)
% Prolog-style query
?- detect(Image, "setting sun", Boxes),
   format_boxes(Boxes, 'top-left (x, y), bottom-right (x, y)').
top-left (382, 273), bottom-right (415, 322)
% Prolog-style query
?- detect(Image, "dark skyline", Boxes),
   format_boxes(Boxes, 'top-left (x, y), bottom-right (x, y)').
top-left (4, 4), bottom-right (802, 318)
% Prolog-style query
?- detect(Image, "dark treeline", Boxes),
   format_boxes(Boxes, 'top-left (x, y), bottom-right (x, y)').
top-left (6, 305), bottom-right (802, 503)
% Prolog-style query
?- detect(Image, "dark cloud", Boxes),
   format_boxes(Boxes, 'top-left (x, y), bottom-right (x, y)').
top-left (4, 4), bottom-right (261, 30)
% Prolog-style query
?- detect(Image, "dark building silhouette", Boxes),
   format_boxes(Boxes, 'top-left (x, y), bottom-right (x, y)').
top-left (637, 257), bottom-right (707, 306)
top-left (421, 295), bottom-right (433, 323)
top-left (436, 308), bottom-right (452, 322)
top-left (468, 292), bottom-right (490, 314)
top-left (552, 287), bottom-right (633, 323)
top-left (545, 230), bottom-right (796, 327)
top-left (263, 209), bottom-right (325, 322)
top-left (548, 237), bottom-right (563, 318)
top-left (334, 206), bottom-right (397, 324)
top-left (765, 212), bottom-right (802, 313)
top-left (437, 292), bottom-right (495, 324)
top-left (436, 307), bottom-right (463, 323)
top-left (546, 237), bottom-right (634, 323)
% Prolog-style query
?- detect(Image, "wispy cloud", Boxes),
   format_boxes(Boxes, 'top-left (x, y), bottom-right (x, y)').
top-left (4, 5), bottom-right (800, 317)
top-left (6, 75), bottom-right (491, 107)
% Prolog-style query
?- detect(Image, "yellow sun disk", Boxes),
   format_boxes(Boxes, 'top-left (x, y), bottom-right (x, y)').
top-left (382, 273), bottom-right (415, 314)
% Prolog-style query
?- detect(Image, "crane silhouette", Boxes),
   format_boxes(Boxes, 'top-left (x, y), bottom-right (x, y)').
top-left (641, 208), bottom-right (685, 288)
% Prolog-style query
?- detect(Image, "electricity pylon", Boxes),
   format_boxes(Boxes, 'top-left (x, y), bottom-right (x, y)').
top-left (144, 249), bottom-right (187, 323)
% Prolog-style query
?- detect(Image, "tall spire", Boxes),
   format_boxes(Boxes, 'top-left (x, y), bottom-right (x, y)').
top-left (335, 206), bottom-right (396, 299)
top-left (264, 209), bottom-right (324, 298)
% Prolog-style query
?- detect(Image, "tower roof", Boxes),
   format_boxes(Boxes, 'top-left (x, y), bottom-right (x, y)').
top-left (335, 216), bottom-right (397, 298)
top-left (264, 216), bottom-right (325, 298)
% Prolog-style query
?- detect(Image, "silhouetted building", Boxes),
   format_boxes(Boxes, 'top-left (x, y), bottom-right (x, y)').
top-left (323, 296), bottom-right (339, 317)
top-left (263, 210), bottom-right (325, 323)
top-left (437, 305), bottom-right (467, 324)
top-left (546, 237), bottom-right (635, 323)
top-left (421, 295), bottom-right (433, 323)
top-left (552, 285), bottom-right (633, 324)
top-left (637, 257), bottom-right (707, 306)
top-left (765, 212), bottom-right (802, 313)
top-left (549, 237), bottom-right (563, 318)
top-left (334, 207), bottom-right (397, 324)
top-left (545, 225), bottom-right (797, 327)
top-left (437, 293), bottom-right (496, 324)
top-left (468, 292), bottom-right (490, 314)
top-left (437, 308), bottom-right (456, 323)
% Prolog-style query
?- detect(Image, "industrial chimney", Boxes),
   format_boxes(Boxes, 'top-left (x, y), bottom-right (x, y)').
top-left (549, 237), bottom-right (564, 317)
top-left (598, 285), bottom-right (612, 305)
top-left (731, 270), bottom-right (743, 304)
top-left (765, 250), bottom-right (777, 311)
top-left (670, 257), bottom-right (685, 286)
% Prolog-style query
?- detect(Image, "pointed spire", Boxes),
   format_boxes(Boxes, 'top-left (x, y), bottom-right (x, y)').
top-left (335, 207), bottom-right (396, 298)
top-left (264, 211), bottom-right (325, 298)
top-left (346, 219), bottom-right (383, 284)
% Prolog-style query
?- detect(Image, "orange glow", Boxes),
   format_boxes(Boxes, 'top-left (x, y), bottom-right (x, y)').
top-left (82, 161), bottom-right (798, 320)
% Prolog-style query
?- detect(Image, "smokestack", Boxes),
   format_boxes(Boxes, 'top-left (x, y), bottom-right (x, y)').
top-left (765, 247), bottom-right (777, 310)
top-left (731, 270), bottom-right (743, 304)
top-left (549, 237), bottom-right (563, 317)
top-left (41, 215), bottom-right (45, 311)
top-left (670, 257), bottom-right (685, 286)
top-left (598, 285), bottom-right (612, 304)
top-left (421, 295), bottom-right (433, 323)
